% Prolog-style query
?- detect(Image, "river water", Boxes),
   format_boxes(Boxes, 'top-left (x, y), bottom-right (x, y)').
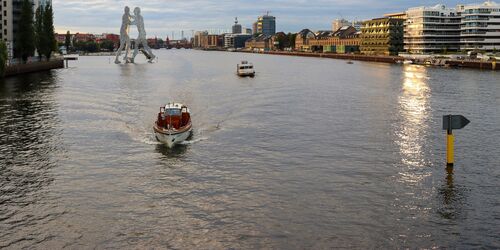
top-left (0, 50), bottom-right (499, 249)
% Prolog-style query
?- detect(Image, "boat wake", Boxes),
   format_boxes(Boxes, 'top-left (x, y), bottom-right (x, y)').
top-left (126, 117), bottom-right (224, 148)
top-left (141, 134), bottom-right (162, 145)
top-left (179, 137), bottom-right (207, 145)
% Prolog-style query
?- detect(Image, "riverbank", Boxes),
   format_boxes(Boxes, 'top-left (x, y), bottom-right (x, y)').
top-left (5, 59), bottom-right (64, 77)
top-left (237, 50), bottom-right (498, 71)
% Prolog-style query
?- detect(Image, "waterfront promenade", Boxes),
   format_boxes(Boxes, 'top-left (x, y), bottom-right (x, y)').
top-left (4, 59), bottom-right (64, 77)
top-left (238, 50), bottom-right (499, 70)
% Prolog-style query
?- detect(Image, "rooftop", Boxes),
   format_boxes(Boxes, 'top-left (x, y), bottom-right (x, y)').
top-left (462, 0), bottom-right (499, 8)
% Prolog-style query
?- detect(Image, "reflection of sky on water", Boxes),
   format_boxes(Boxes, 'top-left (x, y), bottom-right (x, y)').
top-left (395, 65), bottom-right (432, 184)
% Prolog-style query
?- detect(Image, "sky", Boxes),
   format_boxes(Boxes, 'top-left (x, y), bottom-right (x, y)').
top-left (53, 0), bottom-right (469, 38)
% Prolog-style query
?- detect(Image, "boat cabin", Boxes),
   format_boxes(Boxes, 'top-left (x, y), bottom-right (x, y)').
top-left (156, 103), bottom-right (191, 130)
top-left (238, 61), bottom-right (253, 70)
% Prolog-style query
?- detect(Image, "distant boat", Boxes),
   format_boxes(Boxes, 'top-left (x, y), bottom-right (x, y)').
top-left (237, 61), bottom-right (255, 77)
top-left (154, 103), bottom-right (193, 148)
top-left (347, 60), bottom-right (354, 64)
top-left (403, 59), bottom-right (413, 64)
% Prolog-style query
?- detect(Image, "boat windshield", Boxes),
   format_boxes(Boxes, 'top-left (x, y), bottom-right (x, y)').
top-left (165, 109), bottom-right (181, 116)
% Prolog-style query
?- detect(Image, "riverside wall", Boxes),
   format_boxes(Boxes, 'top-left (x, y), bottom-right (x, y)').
top-left (5, 59), bottom-right (64, 77)
top-left (239, 50), bottom-right (499, 71)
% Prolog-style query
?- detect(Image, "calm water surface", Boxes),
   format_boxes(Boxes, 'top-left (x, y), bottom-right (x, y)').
top-left (0, 50), bottom-right (499, 249)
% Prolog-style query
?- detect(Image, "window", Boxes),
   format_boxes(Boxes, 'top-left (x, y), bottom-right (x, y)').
top-left (166, 109), bottom-right (181, 116)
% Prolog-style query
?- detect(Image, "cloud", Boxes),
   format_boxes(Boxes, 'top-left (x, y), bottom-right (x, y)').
top-left (53, 0), bottom-right (466, 37)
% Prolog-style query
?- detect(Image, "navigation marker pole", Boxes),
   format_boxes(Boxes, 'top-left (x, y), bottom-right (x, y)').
top-left (442, 115), bottom-right (470, 168)
top-left (446, 116), bottom-right (454, 167)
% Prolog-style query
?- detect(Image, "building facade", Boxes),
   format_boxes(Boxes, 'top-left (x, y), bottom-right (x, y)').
top-left (295, 29), bottom-right (315, 51)
top-left (404, 4), bottom-right (462, 54)
top-left (360, 13), bottom-right (404, 55)
top-left (224, 33), bottom-right (251, 48)
top-left (245, 34), bottom-right (272, 51)
top-left (270, 32), bottom-right (288, 50)
top-left (1, 0), bottom-right (49, 59)
top-left (308, 26), bottom-right (361, 53)
top-left (193, 31), bottom-right (207, 47)
top-left (193, 31), bottom-right (223, 49)
top-left (254, 14), bottom-right (276, 35)
top-left (459, 1), bottom-right (500, 52)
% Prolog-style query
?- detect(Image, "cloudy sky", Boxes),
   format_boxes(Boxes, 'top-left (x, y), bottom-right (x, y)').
top-left (53, 0), bottom-right (466, 38)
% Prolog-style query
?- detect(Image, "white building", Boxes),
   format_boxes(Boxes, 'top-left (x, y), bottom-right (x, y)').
top-left (404, 4), bottom-right (462, 54)
top-left (459, 1), bottom-right (500, 52)
top-left (332, 18), bottom-right (351, 32)
top-left (1, 0), bottom-right (50, 59)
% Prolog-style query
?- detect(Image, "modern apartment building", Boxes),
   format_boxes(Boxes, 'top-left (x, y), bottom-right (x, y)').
top-left (253, 13), bottom-right (276, 35)
top-left (459, 1), bottom-right (500, 51)
top-left (360, 13), bottom-right (405, 55)
top-left (224, 33), bottom-right (251, 49)
top-left (1, 0), bottom-right (49, 59)
top-left (404, 4), bottom-right (462, 54)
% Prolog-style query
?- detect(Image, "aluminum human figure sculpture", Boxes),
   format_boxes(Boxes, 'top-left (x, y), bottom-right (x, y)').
top-left (114, 6), bottom-right (132, 64)
top-left (130, 7), bottom-right (156, 63)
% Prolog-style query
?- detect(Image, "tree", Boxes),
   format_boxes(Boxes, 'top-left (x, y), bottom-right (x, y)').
top-left (16, 0), bottom-right (35, 63)
top-left (42, 3), bottom-right (57, 60)
top-left (287, 33), bottom-right (297, 49)
top-left (99, 40), bottom-right (115, 52)
top-left (74, 41), bottom-right (99, 53)
top-left (34, 6), bottom-right (46, 60)
top-left (0, 41), bottom-right (8, 77)
top-left (86, 42), bottom-right (99, 53)
top-left (65, 31), bottom-right (71, 51)
top-left (157, 38), bottom-right (164, 48)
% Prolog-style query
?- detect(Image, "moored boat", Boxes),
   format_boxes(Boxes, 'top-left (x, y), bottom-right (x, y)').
top-left (153, 103), bottom-right (193, 148)
top-left (403, 59), bottom-right (414, 64)
top-left (237, 61), bottom-right (255, 77)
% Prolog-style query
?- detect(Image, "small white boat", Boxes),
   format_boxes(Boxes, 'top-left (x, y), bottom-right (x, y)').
top-left (403, 59), bottom-right (413, 64)
top-left (237, 61), bottom-right (255, 77)
top-left (154, 103), bottom-right (193, 148)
